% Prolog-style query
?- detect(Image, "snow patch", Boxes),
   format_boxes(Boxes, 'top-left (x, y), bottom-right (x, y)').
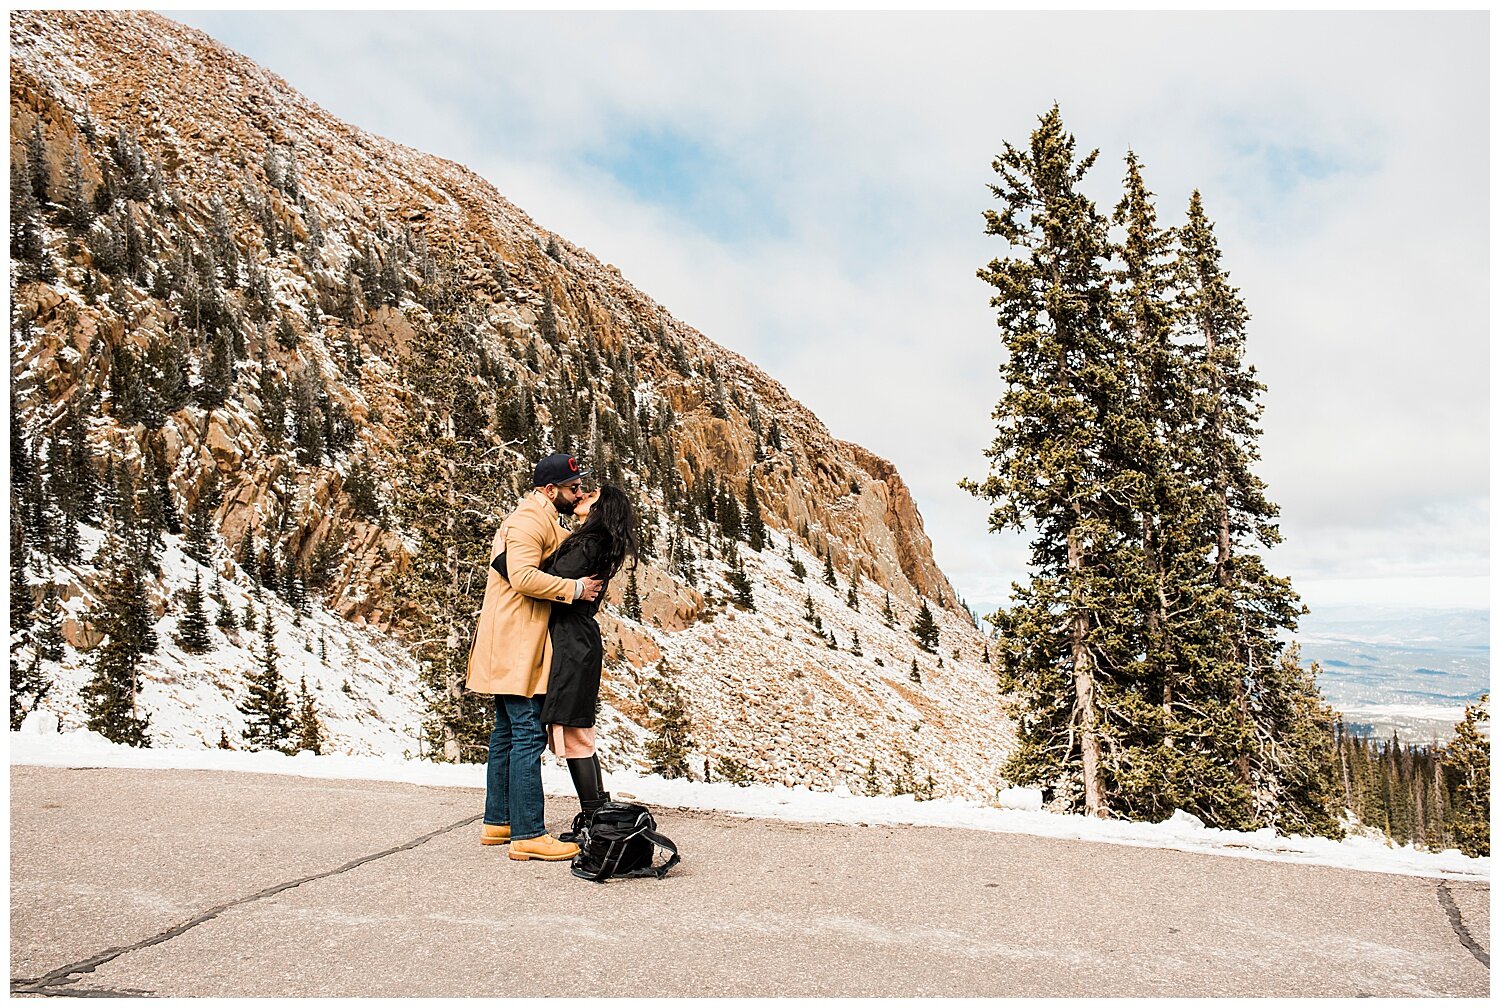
top-left (9, 728), bottom-right (1486, 883)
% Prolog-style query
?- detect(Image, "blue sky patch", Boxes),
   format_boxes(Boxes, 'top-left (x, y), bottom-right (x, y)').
top-left (579, 127), bottom-right (790, 245)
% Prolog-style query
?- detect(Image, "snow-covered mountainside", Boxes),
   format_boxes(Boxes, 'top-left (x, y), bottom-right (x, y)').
top-left (9, 11), bottom-right (1016, 798)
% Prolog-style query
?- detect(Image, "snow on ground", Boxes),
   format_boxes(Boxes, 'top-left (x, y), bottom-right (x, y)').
top-left (10, 722), bottom-right (1487, 883)
top-left (20, 524), bottom-right (427, 757)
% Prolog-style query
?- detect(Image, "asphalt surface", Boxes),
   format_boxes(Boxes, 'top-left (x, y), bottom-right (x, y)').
top-left (9, 765), bottom-right (1491, 997)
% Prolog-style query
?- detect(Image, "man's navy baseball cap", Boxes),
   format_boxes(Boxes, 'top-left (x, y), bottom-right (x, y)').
top-left (533, 453), bottom-right (589, 487)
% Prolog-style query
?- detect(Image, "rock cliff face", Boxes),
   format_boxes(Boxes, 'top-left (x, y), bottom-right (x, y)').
top-left (10, 11), bottom-right (1016, 797)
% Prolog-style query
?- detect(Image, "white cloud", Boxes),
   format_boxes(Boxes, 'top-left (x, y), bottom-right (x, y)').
top-left (174, 11), bottom-right (1489, 610)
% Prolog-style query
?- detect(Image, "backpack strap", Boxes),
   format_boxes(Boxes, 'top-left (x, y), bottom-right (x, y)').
top-left (641, 829), bottom-right (680, 879)
top-left (593, 838), bottom-right (633, 883)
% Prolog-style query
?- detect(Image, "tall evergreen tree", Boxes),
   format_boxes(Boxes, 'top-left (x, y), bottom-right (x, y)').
top-left (63, 142), bottom-right (93, 232)
top-left (717, 482), bottom-right (743, 542)
top-left (26, 121), bottom-right (50, 200)
top-left (183, 469), bottom-right (222, 567)
top-left (393, 257), bottom-right (503, 763)
top-left (623, 567), bottom-right (642, 621)
top-left (212, 577), bottom-right (238, 630)
top-left (911, 599), bottom-right (939, 654)
top-left (36, 586), bottom-right (67, 662)
top-left (960, 106), bottom-right (1128, 818)
top-left (744, 476), bottom-right (766, 552)
top-left (239, 606), bottom-right (293, 751)
top-left (1102, 152), bottom-right (1255, 827)
top-left (11, 160), bottom-right (53, 281)
top-left (966, 111), bottom-right (1335, 832)
top-left (1177, 189), bottom-right (1307, 825)
top-left (196, 325), bottom-right (234, 410)
top-left (294, 677), bottom-right (327, 755)
top-left (643, 666), bottom-right (695, 780)
top-left (176, 568), bottom-right (214, 655)
top-left (727, 564), bottom-right (755, 611)
top-left (59, 400), bottom-right (100, 526)
top-left (81, 522), bottom-right (156, 746)
top-left (1443, 695), bottom-right (1489, 857)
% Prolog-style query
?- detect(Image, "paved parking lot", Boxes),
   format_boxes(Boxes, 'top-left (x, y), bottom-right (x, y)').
top-left (9, 765), bottom-right (1490, 997)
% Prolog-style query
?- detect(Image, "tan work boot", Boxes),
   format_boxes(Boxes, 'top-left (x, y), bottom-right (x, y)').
top-left (508, 833), bottom-right (581, 861)
top-left (480, 824), bottom-right (511, 846)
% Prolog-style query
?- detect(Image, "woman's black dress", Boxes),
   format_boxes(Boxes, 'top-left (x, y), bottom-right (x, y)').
top-left (538, 533), bottom-right (610, 728)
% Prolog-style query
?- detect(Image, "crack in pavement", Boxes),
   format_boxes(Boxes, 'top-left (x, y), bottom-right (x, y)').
top-left (10, 812), bottom-right (482, 997)
top-left (1436, 880), bottom-right (1489, 969)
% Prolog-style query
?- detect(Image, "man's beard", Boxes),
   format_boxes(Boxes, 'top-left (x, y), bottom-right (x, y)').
top-left (554, 496), bottom-right (577, 516)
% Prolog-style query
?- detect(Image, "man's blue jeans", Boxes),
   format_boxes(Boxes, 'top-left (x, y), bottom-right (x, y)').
top-left (484, 694), bottom-right (547, 841)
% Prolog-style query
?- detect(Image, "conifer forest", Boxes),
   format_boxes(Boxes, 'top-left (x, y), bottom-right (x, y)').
top-left (962, 106), bottom-right (1488, 853)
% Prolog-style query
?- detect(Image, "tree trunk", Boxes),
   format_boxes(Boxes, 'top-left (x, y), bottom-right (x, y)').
top-left (1204, 315), bottom-right (1253, 793)
top-left (1143, 514), bottom-right (1172, 748)
top-left (1068, 516), bottom-right (1107, 817)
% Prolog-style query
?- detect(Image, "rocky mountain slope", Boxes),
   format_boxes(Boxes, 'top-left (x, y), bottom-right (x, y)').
top-left (9, 10), bottom-right (1016, 798)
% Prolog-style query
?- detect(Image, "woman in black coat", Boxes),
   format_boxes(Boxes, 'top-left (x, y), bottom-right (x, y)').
top-left (538, 484), bottom-right (638, 839)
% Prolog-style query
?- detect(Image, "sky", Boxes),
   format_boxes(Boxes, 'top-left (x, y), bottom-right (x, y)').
top-left (172, 10), bottom-right (1490, 616)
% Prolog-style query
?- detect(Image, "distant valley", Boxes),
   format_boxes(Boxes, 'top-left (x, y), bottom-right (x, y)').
top-left (1292, 606), bottom-right (1489, 744)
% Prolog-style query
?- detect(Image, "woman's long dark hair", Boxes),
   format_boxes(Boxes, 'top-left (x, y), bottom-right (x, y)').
top-left (565, 484), bottom-right (638, 583)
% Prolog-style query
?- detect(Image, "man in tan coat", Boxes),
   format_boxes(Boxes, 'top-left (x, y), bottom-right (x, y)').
top-left (469, 453), bottom-right (602, 861)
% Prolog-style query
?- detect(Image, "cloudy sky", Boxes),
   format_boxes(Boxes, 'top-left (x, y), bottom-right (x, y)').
top-left (176, 10), bottom-right (1489, 615)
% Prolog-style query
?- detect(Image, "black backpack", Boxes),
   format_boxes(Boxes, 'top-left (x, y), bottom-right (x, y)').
top-left (570, 801), bottom-right (680, 883)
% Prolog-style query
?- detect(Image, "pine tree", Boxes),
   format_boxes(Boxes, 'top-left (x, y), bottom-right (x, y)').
top-left (10, 651), bottom-right (50, 731)
top-left (183, 469), bottom-right (222, 566)
top-left (26, 121), bottom-right (50, 200)
top-left (196, 325), bottom-right (234, 410)
top-left (81, 522), bottom-right (156, 746)
top-left (893, 749), bottom-right (916, 796)
top-left (822, 549), bottom-right (837, 588)
top-left (293, 677), bottom-right (327, 755)
top-left (883, 590), bottom-right (895, 627)
top-left (850, 630), bottom-right (863, 657)
top-left (36, 586), bottom-right (66, 662)
top-left (1107, 149), bottom-right (1199, 821)
top-left (643, 667), bottom-right (694, 779)
top-left (1177, 189), bottom-right (1307, 828)
top-left (393, 263), bottom-right (505, 763)
top-left (1244, 650), bottom-right (1342, 838)
top-left (802, 590), bottom-right (819, 628)
top-left (1443, 695), bottom-right (1489, 857)
top-left (960, 105), bottom-right (1122, 818)
top-left (727, 565), bottom-right (755, 611)
top-left (911, 599), bottom-right (938, 653)
top-left (59, 400), bottom-right (100, 526)
top-left (717, 483), bottom-right (743, 542)
top-left (909, 658), bottom-right (921, 684)
top-left (863, 757), bottom-right (881, 797)
top-left (212, 577), bottom-right (237, 630)
top-left (599, 553), bottom-right (631, 617)
top-left (239, 606), bottom-right (293, 751)
top-left (540, 294), bottom-right (560, 346)
top-left (176, 569), bottom-right (214, 655)
top-left (63, 143), bottom-right (93, 232)
top-left (745, 477), bottom-right (766, 552)
top-left (11, 160), bottom-right (53, 281)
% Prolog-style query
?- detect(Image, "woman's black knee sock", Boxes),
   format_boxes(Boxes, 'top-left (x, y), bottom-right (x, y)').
top-left (567, 755), bottom-right (609, 811)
